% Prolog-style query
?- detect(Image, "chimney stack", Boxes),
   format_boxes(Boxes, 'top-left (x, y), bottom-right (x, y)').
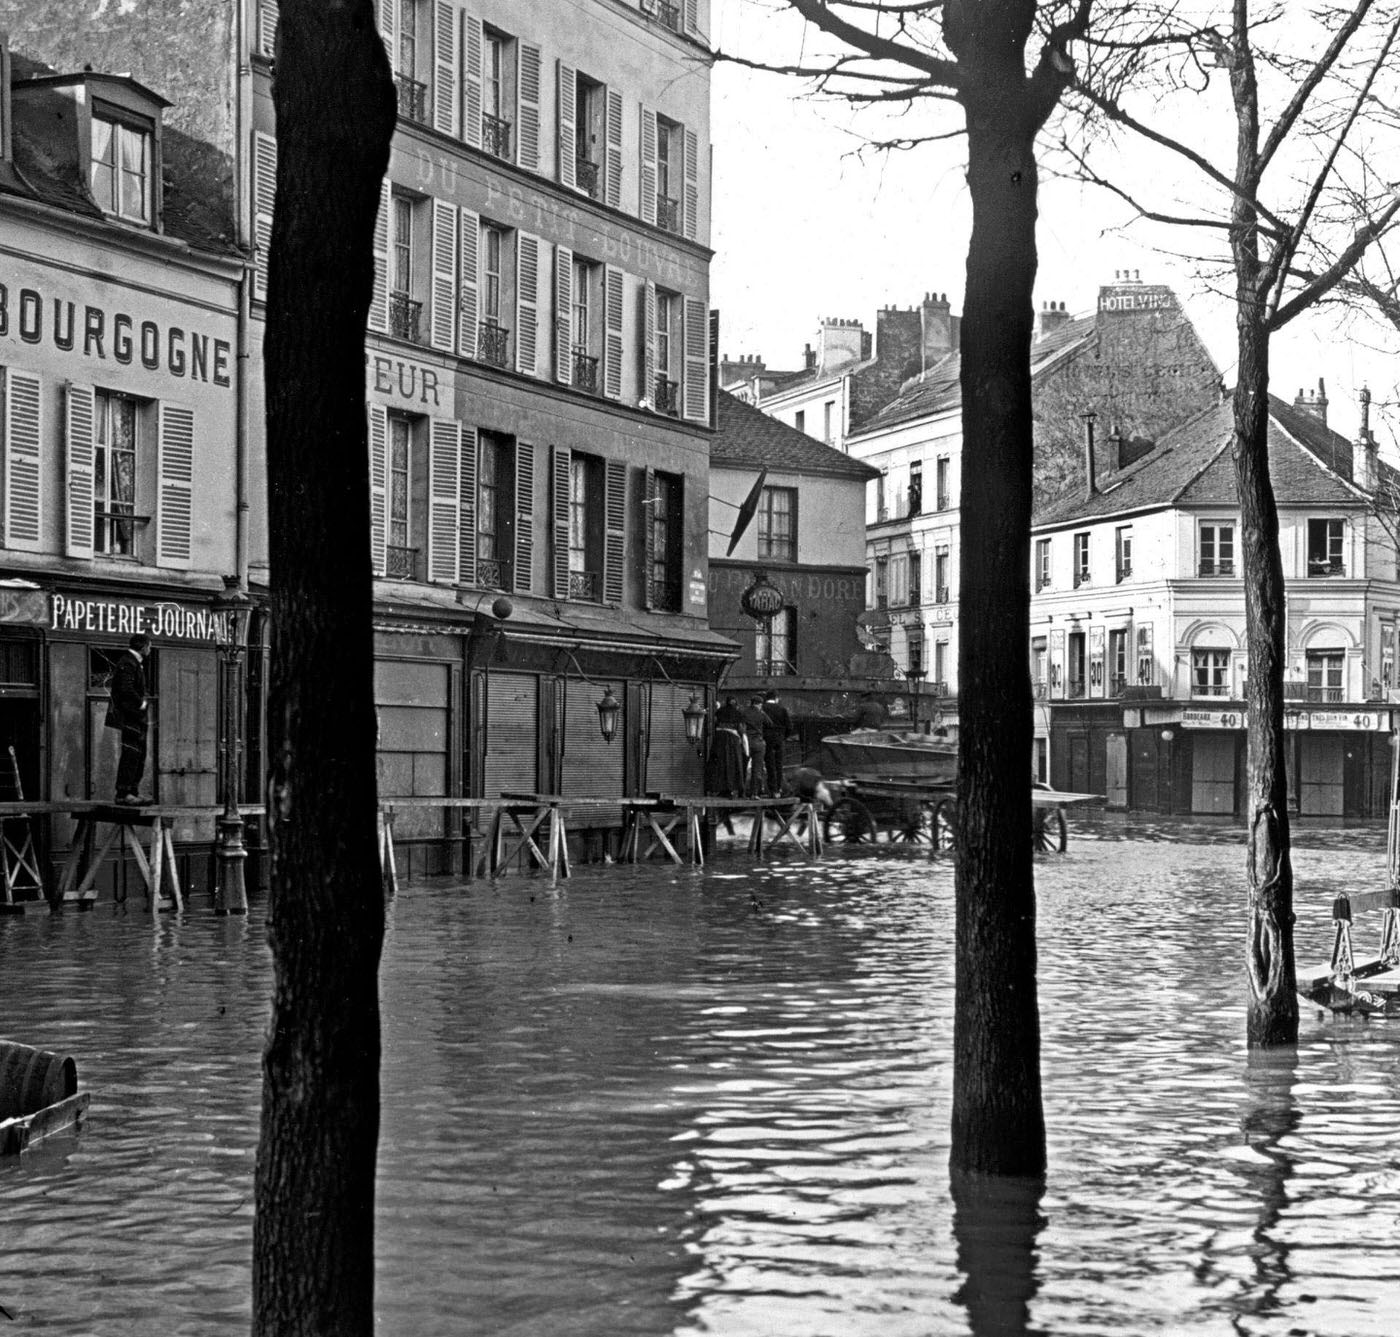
top-left (1293, 376), bottom-right (1329, 425)
top-left (803, 342), bottom-right (816, 372)
top-left (816, 317), bottom-right (865, 373)
top-left (1083, 411), bottom-right (1098, 499)
top-left (920, 292), bottom-right (956, 371)
top-left (1354, 385), bottom-right (1378, 490)
top-left (1036, 300), bottom-right (1070, 341)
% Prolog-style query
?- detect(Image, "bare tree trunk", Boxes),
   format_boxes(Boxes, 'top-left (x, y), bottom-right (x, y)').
top-left (253, 2), bottom-right (397, 1332)
top-left (952, 95), bottom-right (1045, 1176)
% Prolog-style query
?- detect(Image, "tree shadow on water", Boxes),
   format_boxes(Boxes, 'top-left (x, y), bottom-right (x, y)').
top-left (951, 1171), bottom-right (1047, 1337)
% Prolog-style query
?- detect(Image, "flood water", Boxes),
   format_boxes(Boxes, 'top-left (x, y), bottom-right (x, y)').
top-left (2, 823), bottom-right (1399, 1336)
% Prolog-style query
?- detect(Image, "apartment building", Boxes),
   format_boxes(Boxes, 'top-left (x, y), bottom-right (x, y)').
top-left (0, 0), bottom-right (730, 871)
top-left (1032, 390), bottom-right (1398, 819)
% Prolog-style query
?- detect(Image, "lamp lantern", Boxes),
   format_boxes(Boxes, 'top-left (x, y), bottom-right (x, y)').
top-left (596, 686), bottom-right (621, 744)
top-left (682, 691), bottom-right (707, 754)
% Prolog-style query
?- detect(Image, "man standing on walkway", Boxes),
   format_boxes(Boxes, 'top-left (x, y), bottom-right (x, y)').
top-left (739, 695), bottom-right (773, 797)
top-left (108, 634), bottom-right (152, 804)
top-left (762, 689), bottom-right (792, 796)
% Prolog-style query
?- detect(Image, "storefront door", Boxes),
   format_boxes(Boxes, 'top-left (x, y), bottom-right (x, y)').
top-left (1191, 733), bottom-right (1237, 814)
top-left (1298, 735), bottom-right (1345, 816)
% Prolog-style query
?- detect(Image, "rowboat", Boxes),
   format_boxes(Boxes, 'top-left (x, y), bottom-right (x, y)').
top-left (817, 729), bottom-right (958, 784)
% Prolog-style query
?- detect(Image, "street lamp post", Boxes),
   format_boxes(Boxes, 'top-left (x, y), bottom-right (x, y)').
top-left (907, 666), bottom-right (926, 731)
top-left (213, 576), bottom-right (254, 916)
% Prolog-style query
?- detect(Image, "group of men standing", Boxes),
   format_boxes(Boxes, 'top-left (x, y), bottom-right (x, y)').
top-left (710, 689), bottom-right (792, 798)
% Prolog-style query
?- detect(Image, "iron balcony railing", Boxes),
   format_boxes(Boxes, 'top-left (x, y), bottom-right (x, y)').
top-left (1073, 568), bottom-right (1090, 588)
top-left (656, 194), bottom-right (681, 234)
top-left (1111, 674), bottom-right (1129, 696)
top-left (931, 681), bottom-right (949, 698)
top-left (569, 569), bottom-right (600, 601)
top-left (1193, 683), bottom-right (1230, 698)
top-left (1198, 559), bottom-right (1235, 576)
top-left (1035, 574), bottom-right (1050, 591)
top-left (395, 75), bottom-right (428, 124)
top-left (1307, 686), bottom-right (1345, 703)
top-left (935, 585), bottom-right (949, 604)
top-left (390, 293), bottom-right (424, 343)
top-left (936, 492), bottom-right (950, 511)
top-left (649, 578), bottom-right (681, 612)
top-left (478, 320), bottom-right (510, 368)
top-left (907, 587), bottom-right (921, 607)
top-left (654, 375), bottom-right (679, 416)
top-left (1307, 559), bottom-right (1346, 577)
top-left (756, 656), bottom-right (797, 676)
top-left (1068, 681), bottom-right (1087, 699)
top-left (385, 544), bottom-right (419, 580)
top-left (576, 157), bottom-right (600, 199)
top-left (476, 557), bottom-right (504, 589)
top-left (642, 0), bottom-right (682, 30)
top-left (1116, 562), bottom-right (1133, 583)
top-left (1032, 680), bottom-right (1048, 699)
top-left (876, 593), bottom-right (888, 609)
top-left (573, 350), bottom-right (600, 393)
top-left (483, 113), bottom-right (512, 162)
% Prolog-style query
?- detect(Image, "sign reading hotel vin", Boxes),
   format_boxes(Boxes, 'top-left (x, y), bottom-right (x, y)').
top-left (1098, 285), bottom-right (1179, 314)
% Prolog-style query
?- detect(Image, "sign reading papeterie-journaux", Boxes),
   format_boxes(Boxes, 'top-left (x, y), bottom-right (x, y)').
top-left (1180, 706), bottom-right (1390, 731)
top-left (47, 593), bottom-right (230, 642)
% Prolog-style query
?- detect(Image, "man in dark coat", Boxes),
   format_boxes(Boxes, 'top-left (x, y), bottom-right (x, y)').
top-left (739, 695), bottom-right (773, 796)
top-left (761, 689), bottom-right (792, 796)
top-left (108, 634), bottom-right (152, 803)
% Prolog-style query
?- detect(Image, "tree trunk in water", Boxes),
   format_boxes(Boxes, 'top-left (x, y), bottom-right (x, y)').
top-left (951, 98), bottom-right (1045, 1176)
top-left (1233, 326), bottom-right (1299, 1046)
top-left (252, 3), bottom-right (397, 1333)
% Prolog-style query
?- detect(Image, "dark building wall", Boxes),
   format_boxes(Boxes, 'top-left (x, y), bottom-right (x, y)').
top-left (1032, 281), bottom-right (1222, 508)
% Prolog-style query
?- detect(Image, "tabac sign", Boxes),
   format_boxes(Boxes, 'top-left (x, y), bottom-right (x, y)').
top-left (48, 593), bottom-right (230, 643)
top-left (740, 571), bottom-right (784, 621)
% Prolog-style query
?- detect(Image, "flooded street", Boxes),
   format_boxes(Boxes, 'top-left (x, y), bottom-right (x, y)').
top-left (3, 824), bottom-right (1399, 1336)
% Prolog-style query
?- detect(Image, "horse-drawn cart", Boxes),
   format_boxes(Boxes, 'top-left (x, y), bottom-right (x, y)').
top-left (811, 730), bottom-right (1100, 851)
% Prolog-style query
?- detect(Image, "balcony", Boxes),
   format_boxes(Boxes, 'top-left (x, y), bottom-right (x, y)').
top-left (483, 112), bottom-right (512, 162)
top-left (935, 585), bottom-right (950, 604)
top-left (656, 194), bottom-right (681, 234)
top-left (476, 557), bottom-right (505, 589)
top-left (1068, 680), bottom-right (1087, 700)
top-left (1307, 686), bottom-right (1344, 703)
top-left (390, 293), bottom-right (424, 344)
top-left (907, 588), bottom-right (922, 608)
top-left (576, 157), bottom-right (600, 200)
top-left (1198, 560), bottom-right (1235, 576)
top-left (1033, 680), bottom-right (1048, 699)
top-left (1110, 674), bottom-right (1129, 696)
top-left (907, 486), bottom-right (922, 517)
top-left (931, 681), bottom-right (949, 698)
top-left (1283, 679), bottom-right (1309, 700)
top-left (642, 0), bottom-right (682, 30)
top-left (1116, 562), bottom-right (1133, 583)
top-left (756, 656), bottom-right (797, 676)
top-left (477, 320), bottom-right (510, 368)
top-left (385, 544), bottom-right (420, 581)
top-left (649, 578), bottom-right (681, 612)
top-left (573, 350), bottom-right (600, 394)
top-left (1073, 568), bottom-right (1090, 589)
top-left (1193, 683), bottom-right (1230, 698)
top-left (876, 593), bottom-right (888, 609)
top-left (395, 75), bottom-right (428, 124)
top-left (1035, 575), bottom-right (1050, 592)
top-left (569, 569), bottom-right (600, 602)
top-left (1307, 559), bottom-right (1346, 577)
top-left (654, 375), bottom-right (679, 417)
top-left (936, 492), bottom-right (950, 511)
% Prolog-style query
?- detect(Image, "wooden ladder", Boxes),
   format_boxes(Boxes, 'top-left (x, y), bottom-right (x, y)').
top-left (1, 745), bottom-right (44, 905)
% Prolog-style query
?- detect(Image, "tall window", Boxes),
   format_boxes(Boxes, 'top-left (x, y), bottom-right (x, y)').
top-left (908, 551), bottom-right (922, 606)
top-left (482, 29), bottom-right (512, 159)
top-left (935, 546), bottom-right (949, 603)
top-left (908, 460), bottom-right (922, 516)
top-left (656, 116), bottom-right (681, 231)
top-left (1115, 526), bottom-right (1133, 582)
top-left (936, 456), bottom-right (950, 510)
top-left (824, 401), bottom-right (835, 445)
top-left (95, 390), bottom-right (139, 556)
top-left (1073, 532), bottom-right (1090, 587)
top-left (649, 471), bottom-right (682, 611)
top-left (875, 470), bottom-right (885, 519)
top-left (572, 258), bottom-right (590, 347)
top-left (387, 414), bottom-right (415, 578)
top-left (482, 225), bottom-right (504, 323)
top-left (1307, 518), bottom-right (1345, 576)
top-left (654, 291), bottom-right (678, 415)
top-left (934, 639), bottom-right (949, 692)
top-left (91, 111), bottom-right (152, 225)
top-left (756, 607), bottom-right (797, 675)
top-left (795, 409), bottom-right (806, 435)
top-left (476, 432), bottom-right (514, 589)
top-left (1306, 650), bottom-right (1344, 702)
top-left (907, 633), bottom-right (924, 677)
top-left (567, 452), bottom-right (604, 600)
top-left (757, 487), bottom-right (796, 562)
top-left (1031, 637), bottom-right (1048, 695)
top-left (570, 257), bottom-right (599, 393)
top-left (391, 196), bottom-right (414, 296)
top-left (575, 74), bottom-right (603, 198)
top-left (1199, 522), bottom-right (1235, 576)
top-left (1192, 648), bottom-right (1231, 697)
top-left (874, 556), bottom-right (888, 608)
top-left (397, 0), bottom-right (417, 76)
top-left (1035, 537), bottom-right (1051, 590)
top-left (1109, 629), bottom-right (1128, 694)
top-left (1383, 621), bottom-right (1396, 690)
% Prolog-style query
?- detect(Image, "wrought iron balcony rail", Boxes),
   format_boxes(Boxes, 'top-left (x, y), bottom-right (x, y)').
top-left (395, 76), bottom-right (428, 124)
top-left (1073, 568), bottom-right (1091, 588)
top-left (1198, 559), bottom-right (1235, 576)
top-left (649, 578), bottom-right (681, 612)
top-left (385, 544), bottom-right (419, 581)
top-left (642, 0), bottom-right (682, 30)
top-left (931, 680), bottom-right (948, 698)
top-left (576, 157), bottom-right (600, 199)
top-left (1068, 681), bottom-right (1087, 699)
top-left (1033, 680), bottom-right (1048, 699)
top-left (1307, 559), bottom-right (1346, 577)
top-left (1193, 683), bottom-right (1230, 698)
top-left (653, 375), bottom-right (679, 416)
top-left (1116, 562), bottom-right (1133, 583)
top-left (936, 492), bottom-right (950, 511)
top-left (569, 569), bottom-right (600, 601)
top-left (483, 113), bottom-right (512, 162)
top-left (1111, 674), bottom-right (1129, 696)
top-left (756, 655), bottom-right (797, 676)
top-left (935, 585), bottom-right (949, 604)
top-left (656, 194), bottom-right (681, 234)
top-left (1307, 686), bottom-right (1344, 702)
top-left (476, 557), bottom-right (504, 589)
top-left (390, 293), bottom-right (424, 343)
top-left (574, 350), bottom-right (600, 393)
top-left (478, 320), bottom-right (510, 368)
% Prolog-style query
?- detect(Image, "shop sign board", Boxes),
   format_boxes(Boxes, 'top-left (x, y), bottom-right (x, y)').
top-left (1180, 705), bottom-right (1390, 732)
top-left (46, 593), bottom-right (229, 643)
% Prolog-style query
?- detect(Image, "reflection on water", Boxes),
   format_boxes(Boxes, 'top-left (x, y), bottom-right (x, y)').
top-left (2, 825), bottom-right (1399, 1335)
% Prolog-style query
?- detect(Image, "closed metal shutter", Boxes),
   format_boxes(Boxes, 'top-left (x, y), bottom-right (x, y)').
top-left (645, 682), bottom-right (704, 799)
top-left (484, 673), bottom-right (539, 798)
top-left (376, 659), bottom-right (451, 838)
top-left (560, 677), bottom-right (623, 825)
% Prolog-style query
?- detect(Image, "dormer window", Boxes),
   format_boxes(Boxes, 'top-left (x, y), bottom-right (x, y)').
top-left (91, 106), bottom-right (152, 224)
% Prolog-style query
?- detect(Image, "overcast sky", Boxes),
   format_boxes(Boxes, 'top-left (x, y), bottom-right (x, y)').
top-left (707, 0), bottom-right (1400, 444)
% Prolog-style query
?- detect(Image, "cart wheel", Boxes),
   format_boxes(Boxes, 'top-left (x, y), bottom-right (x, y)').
top-left (932, 798), bottom-right (957, 850)
top-left (890, 797), bottom-right (932, 843)
top-left (1032, 805), bottom-right (1067, 854)
top-left (824, 796), bottom-right (878, 844)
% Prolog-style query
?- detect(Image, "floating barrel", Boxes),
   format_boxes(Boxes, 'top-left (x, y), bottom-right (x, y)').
top-left (0, 1041), bottom-right (78, 1120)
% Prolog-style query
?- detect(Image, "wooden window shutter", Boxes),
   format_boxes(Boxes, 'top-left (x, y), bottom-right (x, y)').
top-left (640, 280), bottom-right (656, 406)
top-left (682, 298), bottom-right (708, 423)
top-left (368, 403), bottom-right (388, 576)
top-left (427, 418), bottom-right (461, 583)
top-left (684, 0), bottom-right (700, 37)
top-left (554, 245), bottom-right (574, 385)
top-left (603, 265), bottom-right (624, 400)
top-left (256, 0), bottom-right (279, 60)
top-left (64, 382), bottom-right (96, 559)
top-left (457, 206), bottom-right (480, 357)
top-left (551, 445), bottom-right (570, 600)
top-left (556, 62), bottom-right (577, 191)
top-left (604, 459), bottom-right (626, 606)
top-left (682, 125), bottom-right (699, 241)
top-left (638, 107), bottom-right (657, 226)
top-left (514, 439), bottom-right (534, 593)
top-left (156, 403), bottom-right (195, 569)
top-left (369, 177), bottom-right (391, 333)
top-left (461, 13), bottom-right (483, 150)
top-left (604, 88), bottom-right (623, 209)
top-left (377, 0), bottom-right (397, 65)
top-left (429, 198), bottom-right (458, 352)
top-left (432, 0), bottom-right (457, 136)
top-left (515, 232), bottom-right (540, 375)
top-left (642, 466), bottom-right (656, 610)
top-left (3, 370), bottom-right (41, 551)
top-left (458, 426), bottom-right (478, 587)
top-left (252, 131), bottom-right (277, 303)
top-left (517, 42), bottom-right (542, 171)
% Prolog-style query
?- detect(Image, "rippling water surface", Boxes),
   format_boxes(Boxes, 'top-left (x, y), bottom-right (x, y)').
top-left (2, 823), bottom-right (1399, 1336)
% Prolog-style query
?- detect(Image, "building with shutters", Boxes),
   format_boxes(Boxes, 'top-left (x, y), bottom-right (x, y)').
top-left (0, 0), bottom-right (730, 873)
top-left (0, 45), bottom-right (248, 881)
top-left (1031, 389), bottom-right (1400, 820)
